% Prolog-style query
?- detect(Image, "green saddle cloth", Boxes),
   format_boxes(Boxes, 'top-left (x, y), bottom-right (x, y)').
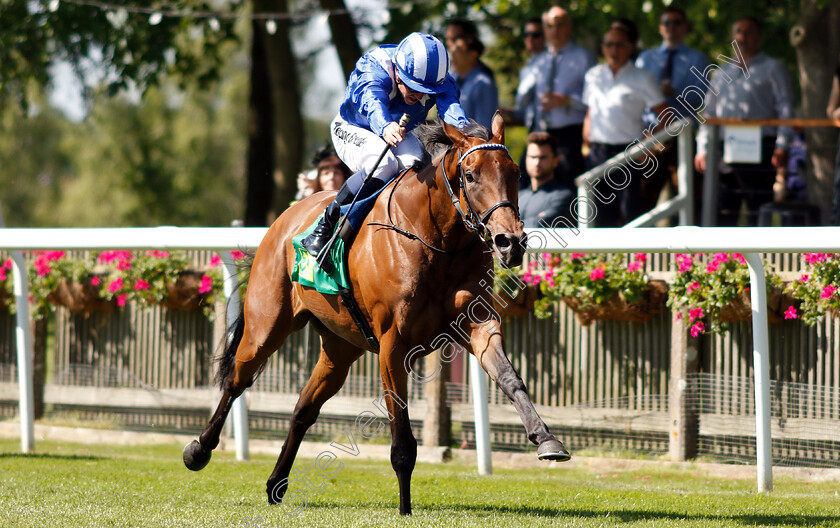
top-left (291, 215), bottom-right (351, 295)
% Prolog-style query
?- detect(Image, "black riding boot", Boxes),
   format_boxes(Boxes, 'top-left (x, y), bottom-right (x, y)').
top-left (302, 183), bottom-right (355, 258)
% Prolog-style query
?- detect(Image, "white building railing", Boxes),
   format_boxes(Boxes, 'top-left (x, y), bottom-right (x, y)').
top-left (575, 117), bottom-right (694, 228)
top-left (4, 225), bottom-right (840, 493)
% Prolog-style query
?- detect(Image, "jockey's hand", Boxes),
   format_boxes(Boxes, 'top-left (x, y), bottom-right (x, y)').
top-left (383, 121), bottom-right (406, 148)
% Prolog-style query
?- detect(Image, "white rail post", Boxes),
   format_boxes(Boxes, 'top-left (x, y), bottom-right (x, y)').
top-left (221, 249), bottom-right (249, 461)
top-left (677, 122), bottom-right (695, 225)
top-left (577, 184), bottom-right (590, 229)
top-left (745, 253), bottom-right (772, 492)
top-left (0, 204), bottom-right (34, 453)
top-left (469, 354), bottom-right (492, 475)
top-left (11, 253), bottom-right (34, 453)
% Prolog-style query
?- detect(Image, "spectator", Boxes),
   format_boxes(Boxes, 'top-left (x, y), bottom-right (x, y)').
top-left (311, 146), bottom-right (351, 192)
top-left (499, 17), bottom-right (546, 187)
top-left (519, 132), bottom-right (574, 228)
top-left (695, 16), bottom-right (795, 226)
top-left (582, 26), bottom-right (667, 227)
top-left (449, 34), bottom-right (499, 129)
top-left (526, 6), bottom-right (596, 188)
top-left (445, 19), bottom-right (495, 82)
top-left (635, 6), bottom-right (709, 212)
top-left (610, 18), bottom-right (639, 59)
top-left (502, 18), bottom-right (546, 131)
top-left (294, 169), bottom-right (321, 204)
top-left (828, 54), bottom-right (840, 224)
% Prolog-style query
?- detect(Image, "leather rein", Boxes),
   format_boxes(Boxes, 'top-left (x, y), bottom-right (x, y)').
top-left (368, 142), bottom-right (519, 254)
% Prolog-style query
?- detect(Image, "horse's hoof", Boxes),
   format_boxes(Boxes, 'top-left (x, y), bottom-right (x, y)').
top-left (183, 440), bottom-right (212, 471)
top-left (537, 438), bottom-right (571, 462)
top-left (267, 478), bottom-right (288, 505)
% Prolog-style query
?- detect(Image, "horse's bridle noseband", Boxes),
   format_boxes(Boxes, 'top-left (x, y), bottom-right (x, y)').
top-left (440, 143), bottom-right (520, 244)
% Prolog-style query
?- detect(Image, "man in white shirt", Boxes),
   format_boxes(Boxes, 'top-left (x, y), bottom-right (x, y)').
top-left (583, 27), bottom-right (667, 227)
top-left (522, 6), bottom-right (596, 188)
top-left (694, 17), bottom-right (794, 226)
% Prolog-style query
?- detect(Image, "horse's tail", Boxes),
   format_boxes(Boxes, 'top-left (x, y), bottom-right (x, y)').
top-left (215, 309), bottom-right (244, 390)
top-left (214, 251), bottom-right (254, 389)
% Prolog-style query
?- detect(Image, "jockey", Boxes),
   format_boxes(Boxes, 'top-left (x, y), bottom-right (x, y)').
top-left (302, 32), bottom-right (470, 258)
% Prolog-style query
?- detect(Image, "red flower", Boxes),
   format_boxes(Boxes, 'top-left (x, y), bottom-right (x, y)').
top-left (134, 280), bottom-right (149, 291)
top-left (688, 307), bottom-right (705, 322)
top-left (590, 267), bottom-right (605, 280)
top-left (117, 294), bottom-right (127, 307)
top-left (633, 253), bottom-right (647, 263)
top-left (210, 254), bottom-right (222, 267)
top-left (108, 278), bottom-right (124, 293)
top-left (784, 306), bottom-right (798, 320)
top-left (690, 321), bottom-right (705, 338)
top-left (231, 251), bottom-right (246, 260)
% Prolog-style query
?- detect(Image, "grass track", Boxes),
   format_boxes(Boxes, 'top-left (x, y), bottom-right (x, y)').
top-left (1, 439), bottom-right (839, 527)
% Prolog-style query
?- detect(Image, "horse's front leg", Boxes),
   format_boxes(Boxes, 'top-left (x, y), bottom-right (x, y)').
top-left (379, 335), bottom-right (417, 515)
top-left (467, 322), bottom-right (570, 462)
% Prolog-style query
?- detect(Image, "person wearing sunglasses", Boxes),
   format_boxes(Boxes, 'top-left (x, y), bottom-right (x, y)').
top-left (582, 26), bottom-right (667, 227)
top-left (635, 7), bottom-right (709, 214)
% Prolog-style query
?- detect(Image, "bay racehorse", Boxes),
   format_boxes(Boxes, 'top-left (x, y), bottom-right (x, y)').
top-left (183, 112), bottom-right (570, 515)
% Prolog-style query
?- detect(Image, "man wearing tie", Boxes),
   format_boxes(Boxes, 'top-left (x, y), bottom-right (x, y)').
top-left (524, 6), bottom-right (595, 189)
top-left (635, 7), bottom-right (709, 214)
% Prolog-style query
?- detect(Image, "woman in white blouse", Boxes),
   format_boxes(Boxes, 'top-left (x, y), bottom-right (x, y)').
top-left (582, 27), bottom-right (667, 227)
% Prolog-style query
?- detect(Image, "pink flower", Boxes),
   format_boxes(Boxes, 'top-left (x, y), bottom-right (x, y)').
top-left (675, 312), bottom-right (683, 320)
top-left (2, 258), bottom-right (12, 269)
top-left (627, 261), bottom-right (642, 272)
top-left (542, 253), bottom-right (552, 263)
top-left (91, 276), bottom-right (100, 286)
top-left (571, 253), bottom-right (585, 260)
top-left (676, 254), bottom-right (694, 273)
top-left (117, 294), bottom-right (127, 307)
top-left (528, 259), bottom-right (538, 270)
top-left (146, 250), bottom-right (170, 258)
top-left (98, 250), bottom-right (132, 264)
top-left (733, 253), bottom-right (746, 264)
top-left (231, 251), bottom-right (246, 260)
top-left (690, 321), bottom-right (705, 338)
top-left (784, 306), bottom-right (798, 319)
top-left (821, 285), bottom-right (837, 299)
top-left (705, 261), bottom-right (719, 274)
top-left (108, 278), bottom-right (123, 293)
top-left (687, 281), bottom-right (700, 293)
top-left (198, 274), bottom-right (213, 294)
top-left (117, 259), bottom-right (132, 271)
top-left (0, 269), bottom-right (5, 282)
top-left (523, 271), bottom-right (532, 284)
top-left (713, 253), bottom-right (730, 264)
top-left (688, 307), bottom-right (705, 322)
top-left (805, 253), bottom-right (828, 265)
top-left (799, 274), bottom-right (809, 283)
top-left (633, 253), bottom-right (647, 263)
top-left (134, 280), bottom-right (149, 291)
top-left (210, 254), bottom-right (222, 267)
top-left (590, 267), bottom-right (605, 280)
top-left (531, 275), bottom-right (542, 285)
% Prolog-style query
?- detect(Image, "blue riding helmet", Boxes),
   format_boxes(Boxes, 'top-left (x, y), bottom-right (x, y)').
top-left (393, 32), bottom-right (450, 95)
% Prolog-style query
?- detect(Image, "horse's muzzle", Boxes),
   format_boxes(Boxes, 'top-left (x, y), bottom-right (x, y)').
top-left (493, 232), bottom-right (526, 268)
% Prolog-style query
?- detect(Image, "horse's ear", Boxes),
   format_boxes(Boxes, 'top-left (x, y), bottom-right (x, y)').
top-left (490, 111), bottom-right (505, 145)
top-left (443, 120), bottom-right (470, 150)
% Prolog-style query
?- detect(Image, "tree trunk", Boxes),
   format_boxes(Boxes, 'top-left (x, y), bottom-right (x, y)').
top-left (244, 19), bottom-right (275, 227)
top-left (791, 0), bottom-right (840, 222)
top-left (255, 0), bottom-right (304, 223)
top-left (318, 0), bottom-right (362, 81)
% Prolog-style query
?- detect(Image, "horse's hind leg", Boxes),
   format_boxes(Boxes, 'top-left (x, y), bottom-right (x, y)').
top-left (184, 260), bottom-right (301, 471)
top-left (266, 330), bottom-right (362, 506)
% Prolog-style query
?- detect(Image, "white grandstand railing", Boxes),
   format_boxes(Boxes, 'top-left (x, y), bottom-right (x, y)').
top-left (575, 117), bottom-right (695, 228)
top-left (3, 225), bottom-right (840, 493)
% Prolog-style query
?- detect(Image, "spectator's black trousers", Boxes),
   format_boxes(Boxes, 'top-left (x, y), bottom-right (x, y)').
top-left (586, 142), bottom-right (644, 227)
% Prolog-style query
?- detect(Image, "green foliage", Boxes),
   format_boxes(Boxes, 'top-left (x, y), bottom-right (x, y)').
top-left (0, 0), bottom-right (242, 111)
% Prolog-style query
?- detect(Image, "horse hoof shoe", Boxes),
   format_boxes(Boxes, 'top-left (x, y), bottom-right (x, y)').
top-left (183, 440), bottom-right (212, 471)
top-left (537, 439), bottom-right (571, 462)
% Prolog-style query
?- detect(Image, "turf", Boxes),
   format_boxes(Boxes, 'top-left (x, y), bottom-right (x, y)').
top-left (1, 438), bottom-right (839, 527)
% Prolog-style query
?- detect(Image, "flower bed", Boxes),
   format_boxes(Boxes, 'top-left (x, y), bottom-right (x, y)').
top-left (23, 250), bottom-right (245, 319)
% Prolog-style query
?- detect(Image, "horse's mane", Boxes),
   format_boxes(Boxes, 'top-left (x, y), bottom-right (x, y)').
top-left (414, 119), bottom-right (491, 160)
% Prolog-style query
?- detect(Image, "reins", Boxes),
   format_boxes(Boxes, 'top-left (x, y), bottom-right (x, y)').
top-left (366, 142), bottom-right (518, 255)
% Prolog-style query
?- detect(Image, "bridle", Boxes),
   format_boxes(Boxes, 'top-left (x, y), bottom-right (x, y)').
top-left (440, 143), bottom-right (520, 245)
top-left (368, 141), bottom-right (520, 254)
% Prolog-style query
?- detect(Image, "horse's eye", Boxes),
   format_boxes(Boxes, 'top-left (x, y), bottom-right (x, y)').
top-left (464, 171), bottom-right (475, 184)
